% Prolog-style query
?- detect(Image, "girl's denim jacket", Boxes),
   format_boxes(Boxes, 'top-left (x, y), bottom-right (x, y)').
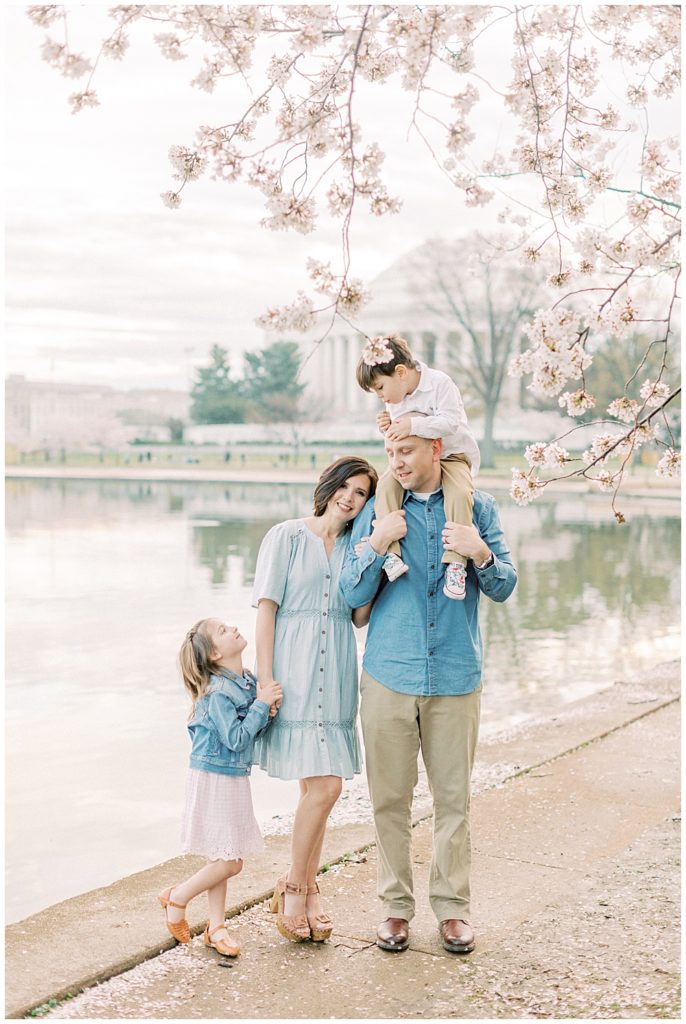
top-left (188, 669), bottom-right (271, 777)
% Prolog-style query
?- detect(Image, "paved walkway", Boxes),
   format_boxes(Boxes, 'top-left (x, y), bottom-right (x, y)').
top-left (7, 663), bottom-right (680, 1019)
top-left (5, 463), bottom-right (681, 501)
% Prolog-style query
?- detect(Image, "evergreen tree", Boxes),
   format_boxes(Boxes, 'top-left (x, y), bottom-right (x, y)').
top-left (242, 341), bottom-right (304, 422)
top-left (190, 345), bottom-right (246, 424)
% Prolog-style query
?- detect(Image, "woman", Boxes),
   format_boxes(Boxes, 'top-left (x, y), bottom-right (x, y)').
top-left (253, 456), bottom-right (378, 942)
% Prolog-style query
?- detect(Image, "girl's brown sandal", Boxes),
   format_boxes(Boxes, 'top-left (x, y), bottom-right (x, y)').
top-left (158, 886), bottom-right (190, 944)
top-left (204, 923), bottom-right (240, 957)
top-left (269, 876), bottom-right (311, 941)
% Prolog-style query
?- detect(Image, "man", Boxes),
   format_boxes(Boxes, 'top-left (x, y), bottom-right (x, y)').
top-left (340, 433), bottom-right (517, 954)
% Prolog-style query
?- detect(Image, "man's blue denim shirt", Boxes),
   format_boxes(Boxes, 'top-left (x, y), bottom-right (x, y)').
top-left (340, 489), bottom-right (517, 696)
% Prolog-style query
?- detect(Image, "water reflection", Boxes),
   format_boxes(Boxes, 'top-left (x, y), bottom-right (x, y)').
top-left (5, 477), bottom-right (680, 923)
top-left (192, 520), bottom-right (269, 587)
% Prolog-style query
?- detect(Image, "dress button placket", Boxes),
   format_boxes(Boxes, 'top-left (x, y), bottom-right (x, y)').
top-left (319, 571), bottom-right (329, 745)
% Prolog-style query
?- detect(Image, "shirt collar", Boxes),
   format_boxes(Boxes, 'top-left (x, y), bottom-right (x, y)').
top-left (412, 361), bottom-right (433, 394)
top-left (213, 667), bottom-right (255, 686)
top-left (403, 487), bottom-right (443, 506)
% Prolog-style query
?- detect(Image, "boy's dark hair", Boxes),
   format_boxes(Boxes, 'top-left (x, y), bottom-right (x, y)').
top-left (313, 457), bottom-right (378, 517)
top-left (356, 334), bottom-right (416, 392)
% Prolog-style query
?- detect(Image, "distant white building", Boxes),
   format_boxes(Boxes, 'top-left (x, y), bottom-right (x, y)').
top-left (5, 375), bottom-right (189, 451)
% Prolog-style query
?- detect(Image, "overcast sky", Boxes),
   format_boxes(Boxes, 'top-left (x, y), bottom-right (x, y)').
top-left (5, 6), bottom-right (510, 391)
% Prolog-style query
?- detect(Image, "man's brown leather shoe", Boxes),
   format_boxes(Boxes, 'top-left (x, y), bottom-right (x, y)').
top-left (376, 917), bottom-right (409, 952)
top-left (439, 919), bottom-right (475, 953)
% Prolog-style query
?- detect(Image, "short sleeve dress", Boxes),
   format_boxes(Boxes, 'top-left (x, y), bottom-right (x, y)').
top-left (252, 518), bottom-right (362, 780)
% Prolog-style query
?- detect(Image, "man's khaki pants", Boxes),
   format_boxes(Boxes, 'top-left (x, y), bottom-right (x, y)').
top-left (360, 670), bottom-right (481, 923)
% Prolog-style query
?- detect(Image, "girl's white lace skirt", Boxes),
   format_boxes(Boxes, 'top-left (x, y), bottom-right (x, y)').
top-left (180, 768), bottom-right (264, 861)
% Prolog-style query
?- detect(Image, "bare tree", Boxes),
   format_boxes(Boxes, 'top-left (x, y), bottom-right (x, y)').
top-left (410, 237), bottom-right (544, 467)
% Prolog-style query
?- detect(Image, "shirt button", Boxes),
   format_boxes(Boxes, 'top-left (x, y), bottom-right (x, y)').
top-left (325, 574), bottom-right (331, 579)
top-left (324, 592), bottom-right (328, 597)
top-left (321, 650), bottom-right (325, 654)
top-left (429, 564), bottom-right (435, 569)
top-left (429, 651), bottom-right (434, 657)
top-left (319, 688), bottom-right (323, 693)
top-left (429, 623), bottom-right (435, 628)
top-left (321, 738), bottom-right (325, 742)
top-left (320, 668), bottom-right (324, 672)
top-left (322, 630), bottom-right (326, 635)
top-left (323, 611), bottom-right (327, 616)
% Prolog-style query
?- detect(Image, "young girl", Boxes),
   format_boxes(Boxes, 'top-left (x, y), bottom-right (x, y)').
top-left (158, 618), bottom-right (281, 957)
top-left (356, 334), bottom-right (480, 600)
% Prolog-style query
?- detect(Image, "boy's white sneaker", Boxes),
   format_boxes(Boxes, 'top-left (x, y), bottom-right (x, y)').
top-left (382, 552), bottom-right (409, 582)
top-left (443, 563), bottom-right (467, 600)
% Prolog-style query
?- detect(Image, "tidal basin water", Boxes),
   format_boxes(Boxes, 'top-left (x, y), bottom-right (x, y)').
top-left (5, 477), bottom-right (680, 923)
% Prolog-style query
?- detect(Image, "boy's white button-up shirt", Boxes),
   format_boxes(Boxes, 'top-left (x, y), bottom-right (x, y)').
top-left (386, 361), bottom-right (481, 476)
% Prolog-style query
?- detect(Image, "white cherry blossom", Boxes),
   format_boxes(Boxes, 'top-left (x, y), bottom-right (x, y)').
top-left (656, 448), bottom-right (681, 479)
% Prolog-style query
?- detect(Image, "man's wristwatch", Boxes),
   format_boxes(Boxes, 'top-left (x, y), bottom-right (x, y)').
top-left (475, 551), bottom-right (494, 570)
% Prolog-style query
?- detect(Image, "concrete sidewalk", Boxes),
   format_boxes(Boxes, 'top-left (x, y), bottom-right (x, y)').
top-left (6, 662), bottom-right (680, 1019)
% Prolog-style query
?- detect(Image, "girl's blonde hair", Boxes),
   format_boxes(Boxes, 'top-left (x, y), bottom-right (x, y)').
top-left (179, 619), bottom-right (217, 708)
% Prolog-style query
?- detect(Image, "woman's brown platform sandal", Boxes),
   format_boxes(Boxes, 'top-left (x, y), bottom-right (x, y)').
top-left (307, 880), bottom-right (333, 941)
top-left (204, 923), bottom-right (240, 957)
top-left (158, 886), bottom-right (190, 944)
top-left (269, 877), bottom-right (311, 942)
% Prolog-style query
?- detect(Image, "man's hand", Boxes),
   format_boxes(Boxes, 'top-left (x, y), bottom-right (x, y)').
top-left (376, 411), bottom-right (391, 434)
top-left (384, 415), bottom-right (413, 441)
top-left (369, 510), bottom-right (407, 555)
top-left (442, 522), bottom-right (490, 564)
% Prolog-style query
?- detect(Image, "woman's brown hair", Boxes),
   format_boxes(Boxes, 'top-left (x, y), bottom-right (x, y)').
top-left (312, 457), bottom-right (378, 518)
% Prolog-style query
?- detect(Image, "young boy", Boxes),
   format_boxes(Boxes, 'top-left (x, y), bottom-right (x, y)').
top-left (356, 334), bottom-right (480, 600)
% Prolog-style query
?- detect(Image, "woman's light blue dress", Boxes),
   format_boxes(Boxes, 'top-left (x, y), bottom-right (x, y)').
top-left (252, 518), bottom-right (361, 780)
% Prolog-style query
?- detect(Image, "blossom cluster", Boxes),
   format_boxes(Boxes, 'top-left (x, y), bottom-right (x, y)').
top-left (509, 307), bottom-right (590, 397)
top-left (524, 442), bottom-right (570, 470)
top-left (509, 469), bottom-right (545, 507)
top-left (656, 448), bottom-right (681, 480)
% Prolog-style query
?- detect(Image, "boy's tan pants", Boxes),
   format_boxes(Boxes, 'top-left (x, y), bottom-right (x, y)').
top-left (374, 454), bottom-right (474, 566)
top-left (360, 670), bottom-right (481, 923)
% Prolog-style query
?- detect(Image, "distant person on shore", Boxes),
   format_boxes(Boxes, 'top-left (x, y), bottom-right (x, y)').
top-left (158, 619), bottom-right (281, 958)
top-left (356, 334), bottom-right (480, 600)
top-left (341, 433), bottom-right (516, 955)
top-left (253, 456), bottom-right (378, 943)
